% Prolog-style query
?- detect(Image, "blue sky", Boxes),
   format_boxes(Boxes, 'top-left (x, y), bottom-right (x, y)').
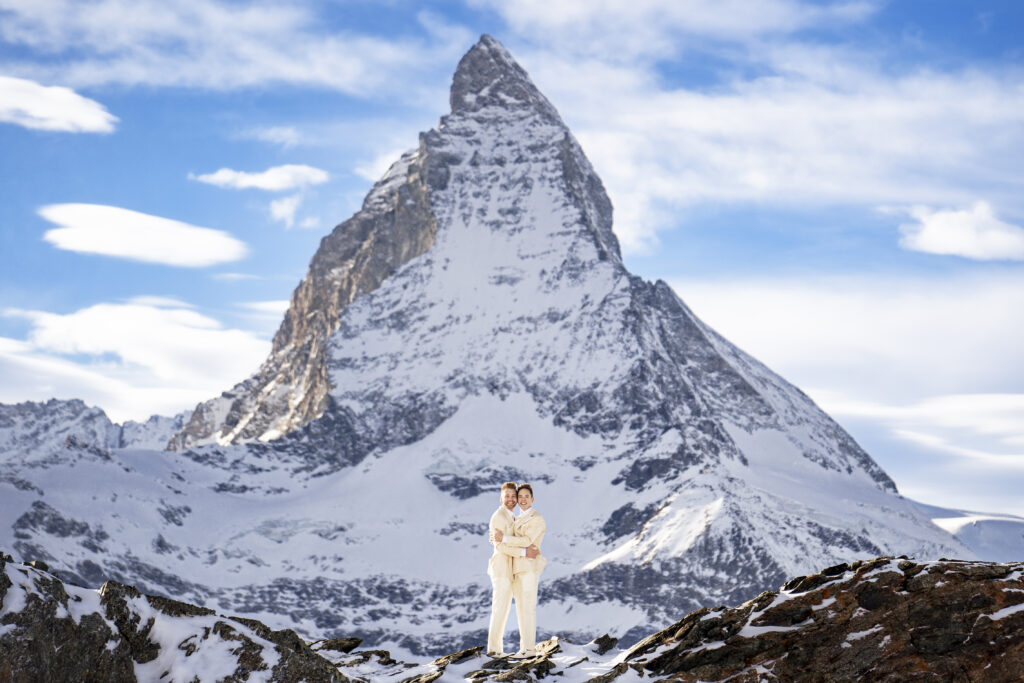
top-left (2, 0), bottom-right (1023, 515)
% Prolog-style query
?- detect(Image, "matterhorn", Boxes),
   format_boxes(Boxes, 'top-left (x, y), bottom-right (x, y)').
top-left (0, 36), bottom-right (973, 654)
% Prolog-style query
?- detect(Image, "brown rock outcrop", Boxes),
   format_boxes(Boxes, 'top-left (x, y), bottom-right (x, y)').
top-left (169, 144), bottom-right (438, 449)
top-left (621, 556), bottom-right (1024, 681)
top-left (4, 552), bottom-right (1023, 682)
top-left (0, 554), bottom-right (347, 682)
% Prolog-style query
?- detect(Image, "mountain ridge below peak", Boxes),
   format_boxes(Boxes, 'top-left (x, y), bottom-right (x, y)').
top-left (3, 552), bottom-right (1022, 681)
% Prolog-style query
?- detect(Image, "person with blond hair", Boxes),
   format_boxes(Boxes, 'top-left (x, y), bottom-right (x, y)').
top-left (486, 481), bottom-right (538, 656)
top-left (493, 483), bottom-right (546, 658)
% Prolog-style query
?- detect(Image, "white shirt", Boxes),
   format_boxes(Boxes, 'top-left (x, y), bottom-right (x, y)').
top-left (495, 505), bottom-right (526, 556)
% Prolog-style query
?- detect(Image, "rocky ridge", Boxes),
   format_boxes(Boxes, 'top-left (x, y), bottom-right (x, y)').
top-left (3, 551), bottom-right (1023, 682)
top-left (0, 552), bottom-right (345, 682)
top-left (169, 147), bottom-right (438, 450)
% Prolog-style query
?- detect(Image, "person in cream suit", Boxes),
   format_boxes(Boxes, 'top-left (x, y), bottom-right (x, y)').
top-left (493, 483), bottom-right (546, 657)
top-left (487, 482), bottom-right (538, 656)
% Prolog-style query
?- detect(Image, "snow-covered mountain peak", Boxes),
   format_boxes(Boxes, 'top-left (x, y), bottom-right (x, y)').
top-left (450, 34), bottom-right (561, 124)
top-left (436, 34), bottom-right (620, 264)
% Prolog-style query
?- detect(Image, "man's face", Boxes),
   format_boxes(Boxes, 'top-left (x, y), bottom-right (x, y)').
top-left (501, 487), bottom-right (517, 511)
top-left (518, 488), bottom-right (533, 511)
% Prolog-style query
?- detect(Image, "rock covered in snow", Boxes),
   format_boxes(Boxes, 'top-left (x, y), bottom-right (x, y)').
top-left (619, 556), bottom-right (1024, 682)
top-left (335, 556), bottom-right (1024, 682)
top-left (4, 549), bottom-right (1023, 682)
top-left (0, 553), bottom-right (347, 682)
top-left (0, 399), bottom-right (120, 465)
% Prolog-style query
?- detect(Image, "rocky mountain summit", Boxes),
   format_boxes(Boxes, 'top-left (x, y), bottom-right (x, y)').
top-left (0, 35), bottom-right (1017, 654)
top-left (3, 552), bottom-right (1022, 682)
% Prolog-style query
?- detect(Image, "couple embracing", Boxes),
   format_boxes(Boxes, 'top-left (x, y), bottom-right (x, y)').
top-left (486, 481), bottom-right (547, 658)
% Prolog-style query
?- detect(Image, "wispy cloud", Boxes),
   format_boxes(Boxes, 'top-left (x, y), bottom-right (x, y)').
top-left (355, 147), bottom-right (412, 183)
top-left (243, 125), bottom-right (302, 148)
top-left (0, 0), bottom-right (463, 95)
top-left (475, 0), bottom-right (877, 58)
top-left (894, 201), bottom-right (1024, 261)
top-left (670, 272), bottom-right (1024, 402)
top-left (532, 58), bottom-right (1024, 253)
top-left (190, 164), bottom-right (328, 191)
top-left (670, 271), bottom-right (1024, 492)
top-left (0, 75), bottom-right (117, 132)
top-left (125, 295), bottom-right (194, 308)
top-left (823, 393), bottom-right (1024, 464)
top-left (238, 300), bottom-right (289, 315)
top-left (39, 203), bottom-right (248, 267)
top-left (211, 272), bottom-right (262, 282)
top-left (269, 194), bottom-right (302, 228)
top-left (478, 2), bottom-right (1024, 254)
top-left (0, 300), bottom-right (269, 422)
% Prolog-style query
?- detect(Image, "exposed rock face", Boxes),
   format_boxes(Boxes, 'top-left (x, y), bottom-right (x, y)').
top-left (619, 556), bottom-right (1024, 682)
top-left (0, 399), bottom-right (120, 464)
top-left (335, 557), bottom-right (1024, 682)
top-left (0, 553), bottom-right (347, 682)
top-left (4, 552), bottom-right (1023, 682)
top-left (170, 145), bottom-right (438, 449)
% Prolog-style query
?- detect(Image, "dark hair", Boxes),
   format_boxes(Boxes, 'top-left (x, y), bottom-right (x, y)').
top-left (517, 483), bottom-right (533, 497)
top-left (501, 481), bottom-right (518, 493)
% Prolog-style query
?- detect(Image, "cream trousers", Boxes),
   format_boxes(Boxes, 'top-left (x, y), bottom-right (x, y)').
top-left (512, 571), bottom-right (540, 652)
top-left (487, 575), bottom-right (513, 654)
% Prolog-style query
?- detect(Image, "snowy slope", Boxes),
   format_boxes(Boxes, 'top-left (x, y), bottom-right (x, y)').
top-left (0, 36), bottom-right (986, 655)
top-left (912, 501), bottom-right (1024, 562)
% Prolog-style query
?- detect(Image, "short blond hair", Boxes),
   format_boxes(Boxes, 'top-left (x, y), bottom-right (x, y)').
top-left (501, 481), bottom-right (518, 493)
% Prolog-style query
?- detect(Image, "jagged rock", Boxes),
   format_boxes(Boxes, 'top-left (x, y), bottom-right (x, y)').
top-left (0, 554), bottom-right (348, 682)
top-left (5, 553), bottom-right (1022, 681)
top-left (311, 636), bottom-right (364, 654)
top-left (170, 121), bottom-right (439, 450)
top-left (620, 557), bottom-right (1024, 681)
top-left (590, 634), bottom-right (618, 655)
top-left (334, 557), bottom-right (1024, 682)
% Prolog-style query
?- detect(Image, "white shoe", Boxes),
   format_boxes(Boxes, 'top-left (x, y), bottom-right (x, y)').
top-left (510, 649), bottom-right (537, 659)
top-left (485, 651), bottom-right (507, 658)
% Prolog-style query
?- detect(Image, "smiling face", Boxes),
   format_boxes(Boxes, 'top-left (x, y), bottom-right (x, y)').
top-left (501, 485), bottom-right (517, 511)
top-left (517, 487), bottom-right (533, 512)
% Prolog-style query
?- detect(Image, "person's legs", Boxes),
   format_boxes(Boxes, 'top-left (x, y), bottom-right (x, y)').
top-left (487, 576), bottom-right (513, 654)
top-left (515, 572), bottom-right (539, 653)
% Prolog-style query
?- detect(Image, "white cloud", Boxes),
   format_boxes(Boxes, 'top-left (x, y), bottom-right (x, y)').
top-left (0, 0), bottom-right (463, 95)
top-left (895, 201), bottom-right (1024, 261)
top-left (190, 164), bottom-right (328, 191)
top-left (39, 203), bottom-right (248, 267)
top-left (355, 147), bottom-right (412, 183)
top-left (269, 194), bottom-right (302, 228)
top-left (298, 216), bottom-right (321, 230)
top-left (211, 272), bottom-right (262, 281)
top-left (238, 300), bottom-right (290, 315)
top-left (670, 271), bottom-right (1024, 482)
top-left (0, 74), bottom-right (117, 132)
top-left (820, 393), bottom-right (1024, 465)
top-left (125, 295), bottom-right (194, 308)
top-left (244, 125), bottom-right (301, 148)
top-left (671, 272), bottom-right (1024, 402)
top-left (0, 301), bottom-right (270, 422)
top-left (485, 18), bottom-right (1024, 253)
top-left (669, 271), bottom-right (1024, 510)
top-left (475, 0), bottom-right (876, 58)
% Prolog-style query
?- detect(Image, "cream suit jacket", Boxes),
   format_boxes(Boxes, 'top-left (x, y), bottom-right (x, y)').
top-left (511, 508), bottom-right (547, 576)
top-left (487, 506), bottom-right (519, 579)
